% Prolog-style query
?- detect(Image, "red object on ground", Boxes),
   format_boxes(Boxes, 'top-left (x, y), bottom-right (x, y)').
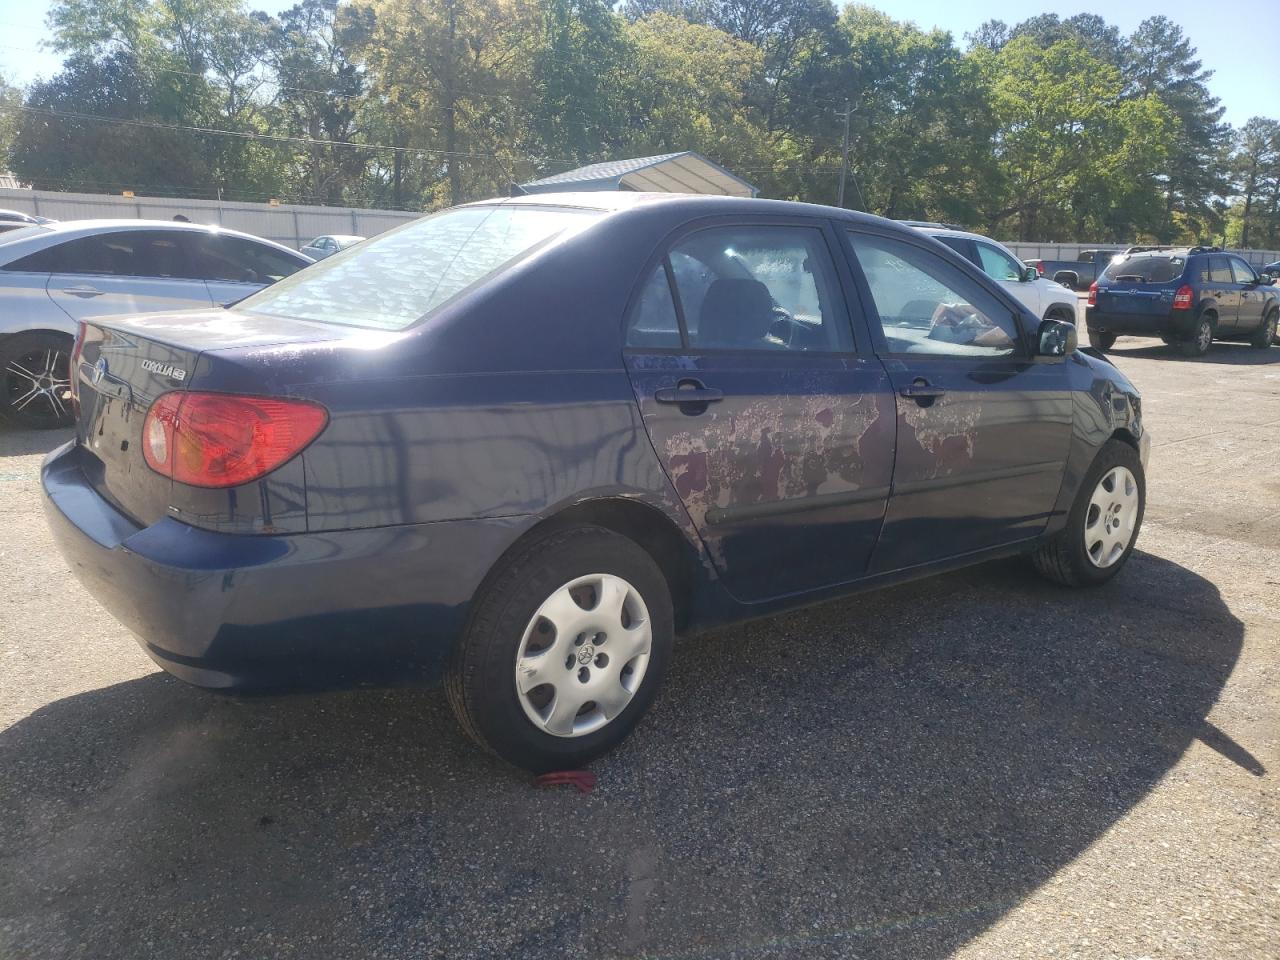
top-left (534, 770), bottom-right (596, 794)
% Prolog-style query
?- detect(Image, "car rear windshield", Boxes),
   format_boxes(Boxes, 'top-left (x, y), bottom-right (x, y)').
top-left (1101, 255), bottom-right (1185, 283)
top-left (237, 205), bottom-right (598, 330)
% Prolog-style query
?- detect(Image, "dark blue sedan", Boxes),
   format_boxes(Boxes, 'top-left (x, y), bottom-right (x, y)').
top-left (42, 194), bottom-right (1150, 772)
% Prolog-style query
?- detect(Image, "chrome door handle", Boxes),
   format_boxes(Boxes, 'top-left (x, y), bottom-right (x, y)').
top-left (62, 285), bottom-right (102, 298)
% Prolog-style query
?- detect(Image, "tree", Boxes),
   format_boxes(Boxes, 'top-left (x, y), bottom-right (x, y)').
top-left (971, 36), bottom-right (1172, 240)
top-left (1124, 16), bottom-right (1230, 241)
top-left (833, 7), bottom-right (993, 220)
top-left (268, 0), bottom-right (367, 204)
top-left (0, 74), bottom-right (20, 172)
top-left (1226, 118), bottom-right (1280, 248)
top-left (346, 0), bottom-right (541, 206)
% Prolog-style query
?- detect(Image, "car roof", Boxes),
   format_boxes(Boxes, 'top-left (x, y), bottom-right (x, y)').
top-left (908, 224), bottom-right (998, 243)
top-left (0, 219), bottom-right (307, 260)
top-left (467, 191), bottom-right (904, 229)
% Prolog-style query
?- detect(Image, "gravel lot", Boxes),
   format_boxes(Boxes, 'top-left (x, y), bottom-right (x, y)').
top-left (1, 337), bottom-right (1277, 959)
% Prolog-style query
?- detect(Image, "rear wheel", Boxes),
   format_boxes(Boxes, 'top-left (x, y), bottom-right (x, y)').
top-left (0, 331), bottom-right (74, 429)
top-left (1032, 439), bottom-right (1145, 587)
top-left (1087, 331), bottom-right (1117, 351)
top-left (446, 525), bottom-right (674, 773)
top-left (1180, 314), bottom-right (1214, 357)
top-left (1251, 309), bottom-right (1277, 349)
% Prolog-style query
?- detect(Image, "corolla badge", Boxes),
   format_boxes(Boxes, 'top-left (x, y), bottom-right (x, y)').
top-left (91, 357), bottom-right (108, 385)
top-left (140, 359), bottom-right (188, 382)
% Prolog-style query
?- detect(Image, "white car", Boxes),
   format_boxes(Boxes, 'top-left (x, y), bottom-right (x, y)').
top-left (0, 220), bottom-right (312, 428)
top-left (903, 222), bottom-right (1079, 327)
top-left (300, 234), bottom-right (364, 260)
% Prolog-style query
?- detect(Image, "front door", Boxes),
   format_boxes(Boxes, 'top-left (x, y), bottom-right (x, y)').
top-left (1230, 256), bottom-right (1266, 334)
top-left (843, 228), bottom-right (1072, 572)
top-left (623, 220), bottom-right (897, 603)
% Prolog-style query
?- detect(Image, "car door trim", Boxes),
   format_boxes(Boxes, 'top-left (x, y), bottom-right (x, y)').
top-left (704, 484), bottom-right (893, 526)
top-left (891, 459), bottom-right (1064, 496)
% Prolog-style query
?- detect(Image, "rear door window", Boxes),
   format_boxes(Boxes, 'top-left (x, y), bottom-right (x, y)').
top-left (664, 225), bottom-right (853, 353)
top-left (49, 231), bottom-right (197, 279)
top-left (626, 264), bottom-right (682, 349)
top-left (1209, 257), bottom-right (1232, 283)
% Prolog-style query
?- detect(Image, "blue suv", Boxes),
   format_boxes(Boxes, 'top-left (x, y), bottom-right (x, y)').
top-left (1086, 246), bottom-right (1279, 356)
top-left (42, 194), bottom-right (1149, 772)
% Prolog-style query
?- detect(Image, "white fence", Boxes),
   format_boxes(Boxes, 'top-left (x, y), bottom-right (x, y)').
top-left (4, 187), bottom-right (1279, 266)
top-left (1006, 241), bottom-right (1280, 269)
top-left (0, 188), bottom-right (420, 251)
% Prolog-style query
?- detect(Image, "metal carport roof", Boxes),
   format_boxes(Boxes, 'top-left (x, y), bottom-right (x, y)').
top-left (519, 152), bottom-right (757, 198)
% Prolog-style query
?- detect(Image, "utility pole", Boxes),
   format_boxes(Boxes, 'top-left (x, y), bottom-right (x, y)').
top-left (836, 100), bottom-right (853, 209)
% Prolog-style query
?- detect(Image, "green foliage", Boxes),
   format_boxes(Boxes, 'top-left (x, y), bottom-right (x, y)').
top-left (4, 0), bottom-right (1274, 249)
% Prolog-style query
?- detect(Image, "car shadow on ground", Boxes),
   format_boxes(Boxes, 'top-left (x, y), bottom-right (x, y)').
top-left (1108, 342), bottom-right (1280, 365)
top-left (0, 551), bottom-right (1251, 959)
top-left (0, 424), bottom-right (72, 458)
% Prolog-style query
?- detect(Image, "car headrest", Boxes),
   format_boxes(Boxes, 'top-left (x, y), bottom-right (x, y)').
top-left (698, 278), bottom-right (775, 348)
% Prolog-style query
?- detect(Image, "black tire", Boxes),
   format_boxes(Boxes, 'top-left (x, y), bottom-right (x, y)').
top-left (1087, 330), bottom-right (1117, 351)
top-left (446, 524), bottom-right (674, 773)
top-left (0, 331), bottom-right (75, 429)
top-left (1032, 439), bottom-right (1145, 587)
top-left (1179, 314), bottom-right (1214, 357)
top-left (1251, 309), bottom-right (1277, 350)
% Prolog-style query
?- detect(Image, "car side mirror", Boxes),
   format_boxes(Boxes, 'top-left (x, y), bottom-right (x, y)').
top-left (1020, 266), bottom-right (1038, 282)
top-left (1037, 318), bottom-right (1077, 358)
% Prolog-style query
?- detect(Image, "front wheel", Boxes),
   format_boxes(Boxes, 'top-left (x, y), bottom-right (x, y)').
top-left (446, 525), bottom-right (674, 772)
top-left (1032, 439), bottom-right (1145, 587)
top-left (1, 331), bottom-right (75, 429)
top-left (1087, 330), bottom-right (1117, 351)
top-left (1251, 309), bottom-right (1277, 349)
top-left (1179, 315), bottom-right (1213, 357)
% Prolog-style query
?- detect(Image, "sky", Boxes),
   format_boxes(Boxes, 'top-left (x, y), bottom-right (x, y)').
top-left (0, 0), bottom-right (1275, 129)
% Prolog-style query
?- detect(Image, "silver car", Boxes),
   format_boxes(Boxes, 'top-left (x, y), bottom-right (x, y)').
top-left (300, 234), bottom-right (365, 260)
top-left (0, 220), bottom-right (312, 428)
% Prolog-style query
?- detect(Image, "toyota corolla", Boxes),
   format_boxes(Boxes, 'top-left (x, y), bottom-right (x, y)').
top-left (42, 193), bottom-right (1149, 772)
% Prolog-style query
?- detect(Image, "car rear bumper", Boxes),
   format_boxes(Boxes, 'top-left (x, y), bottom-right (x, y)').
top-left (41, 441), bottom-right (530, 692)
top-left (1086, 307), bottom-right (1195, 339)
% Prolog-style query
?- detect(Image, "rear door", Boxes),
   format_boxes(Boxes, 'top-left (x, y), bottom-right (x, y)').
top-left (46, 230), bottom-right (214, 321)
top-left (1206, 256), bottom-right (1240, 332)
top-left (843, 228), bottom-right (1072, 572)
top-left (623, 218), bottom-right (896, 603)
top-left (189, 233), bottom-right (309, 305)
top-left (1229, 256), bottom-right (1265, 333)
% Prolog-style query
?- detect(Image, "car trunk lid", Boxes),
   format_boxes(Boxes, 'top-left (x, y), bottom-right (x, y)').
top-left (73, 309), bottom-right (344, 526)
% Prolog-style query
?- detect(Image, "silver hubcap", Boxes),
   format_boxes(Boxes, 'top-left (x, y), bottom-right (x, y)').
top-left (5, 348), bottom-right (71, 420)
top-left (514, 573), bottom-right (652, 738)
top-left (1084, 466), bottom-right (1139, 568)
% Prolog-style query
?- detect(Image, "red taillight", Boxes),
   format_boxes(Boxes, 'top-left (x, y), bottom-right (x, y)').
top-left (68, 321), bottom-right (86, 413)
top-left (142, 392), bottom-right (328, 488)
top-left (1087, 281), bottom-right (1098, 306)
top-left (1031, 260), bottom-right (1045, 276)
top-left (1172, 284), bottom-right (1194, 310)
